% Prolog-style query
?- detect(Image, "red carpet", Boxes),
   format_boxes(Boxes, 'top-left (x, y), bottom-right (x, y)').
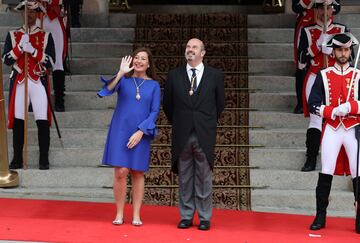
top-left (0, 198), bottom-right (359, 243)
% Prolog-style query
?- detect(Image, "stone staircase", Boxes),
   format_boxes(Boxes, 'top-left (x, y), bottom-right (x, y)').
top-left (1, 8), bottom-right (360, 217)
top-left (248, 13), bottom-right (360, 217)
top-left (0, 12), bottom-right (136, 201)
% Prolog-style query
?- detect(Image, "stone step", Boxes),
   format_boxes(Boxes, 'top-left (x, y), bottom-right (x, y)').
top-left (3, 91), bottom-right (249, 110)
top-left (248, 43), bottom-right (293, 59)
top-left (6, 166), bottom-right (252, 188)
top-left (4, 108), bottom-right (246, 128)
top-left (248, 14), bottom-right (360, 29)
top-left (6, 145), bottom-right (245, 168)
top-left (0, 13), bottom-right (136, 28)
top-left (12, 167), bottom-right (114, 188)
top-left (82, 13), bottom-right (136, 28)
top-left (2, 75), bottom-right (104, 92)
top-left (250, 128), bottom-right (305, 148)
top-left (7, 126), bottom-right (245, 148)
top-left (251, 189), bottom-right (355, 217)
top-left (2, 74), bottom-right (254, 91)
top-left (250, 148), bottom-right (309, 170)
top-left (250, 92), bottom-right (296, 112)
top-left (0, 187), bottom-right (114, 203)
top-left (7, 128), bottom-right (107, 148)
top-left (249, 59), bottom-right (294, 76)
top-left (0, 27), bottom-right (134, 43)
top-left (250, 111), bottom-right (307, 129)
top-left (248, 28), bottom-right (360, 43)
top-left (3, 57), bottom-right (251, 75)
top-left (0, 42), bottom-right (133, 58)
top-left (251, 169), bottom-right (353, 191)
top-left (6, 147), bottom-right (103, 168)
top-left (249, 76), bottom-right (294, 92)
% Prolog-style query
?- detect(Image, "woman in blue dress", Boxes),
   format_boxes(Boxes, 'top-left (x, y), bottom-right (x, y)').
top-left (98, 48), bottom-right (161, 226)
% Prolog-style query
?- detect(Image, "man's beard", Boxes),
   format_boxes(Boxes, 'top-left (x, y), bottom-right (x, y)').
top-left (185, 51), bottom-right (195, 61)
top-left (336, 56), bottom-right (349, 65)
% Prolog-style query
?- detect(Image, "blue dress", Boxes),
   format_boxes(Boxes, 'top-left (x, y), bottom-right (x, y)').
top-left (97, 76), bottom-right (161, 172)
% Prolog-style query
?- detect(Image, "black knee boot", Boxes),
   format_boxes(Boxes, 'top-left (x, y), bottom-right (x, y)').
top-left (352, 177), bottom-right (360, 233)
top-left (53, 70), bottom-right (65, 112)
top-left (70, 0), bottom-right (82, 28)
top-left (301, 128), bottom-right (321, 172)
top-left (9, 118), bottom-right (24, 169)
top-left (37, 120), bottom-right (50, 170)
top-left (310, 173), bottom-right (333, 230)
top-left (293, 68), bottom-right (304, 114)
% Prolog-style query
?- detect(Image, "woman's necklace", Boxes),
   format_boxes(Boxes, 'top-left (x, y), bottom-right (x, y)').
top-left (132, 77), bottom-right (146, 100)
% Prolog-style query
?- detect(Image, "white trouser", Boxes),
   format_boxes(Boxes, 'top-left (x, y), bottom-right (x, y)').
top-left (41, 17), bottom-right (64, 71)
top-left (15, 79), bottom-right (48, 121)
top-left (321, 124), bottom-right (360, 178)
top-left (306, 72), bottom-right (322, 131)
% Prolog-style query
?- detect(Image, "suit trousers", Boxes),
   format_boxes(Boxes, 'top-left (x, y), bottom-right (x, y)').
top-left (178, 132), bottom-right (212, 221)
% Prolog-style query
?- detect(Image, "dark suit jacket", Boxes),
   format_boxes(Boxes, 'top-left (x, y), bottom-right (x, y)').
top-left (163, 64), bottom-right (225, 174)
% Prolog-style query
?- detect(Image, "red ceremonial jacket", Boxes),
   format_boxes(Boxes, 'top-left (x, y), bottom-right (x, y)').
top-left (308, 63), bottom-right (360, 175)
top-left (2, 25), bottom-right (55, 129)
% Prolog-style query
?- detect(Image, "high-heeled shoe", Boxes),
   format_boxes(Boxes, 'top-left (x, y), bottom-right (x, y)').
top-left (112, 218), bottom-right (124, 225)
top-left (132, 219), bottom-right (143, 226)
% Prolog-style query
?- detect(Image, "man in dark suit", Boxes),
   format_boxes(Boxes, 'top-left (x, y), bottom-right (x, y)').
top-left (163, 38), bottom-right (225, 231)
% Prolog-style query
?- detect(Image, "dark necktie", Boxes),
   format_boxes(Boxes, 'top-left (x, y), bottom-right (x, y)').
top-left (191, 68), bottom-right (197, 91)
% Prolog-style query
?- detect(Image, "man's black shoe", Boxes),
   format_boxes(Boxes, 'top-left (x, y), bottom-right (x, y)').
top-left (55, 104), bottom-right (65, 112)
top-left (293, 105), bottom-right (303, 114)
top-left (9, 161), bottom-right (23, 169)
top-left (177, 219), bottom-right (193, 229)
top-left (301, 164), bottom-right (316, 172)
top-left (310, 215), bottom-right (325, 230)
top-left (39, 164), bottom-right (49, 170)
top-left (198, 221), bottom-right (210, 230)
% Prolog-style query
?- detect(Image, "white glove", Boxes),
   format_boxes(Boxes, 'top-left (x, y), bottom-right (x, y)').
top-left (22, 42), bottom-right (35, 54)
top-left (316, 33), bottom-right (331, 48)
top-left (337, 102), bottom-right (350, 115)
top-left (19, 34), bottom-right (29, 48)
top-left (332, 107), bottom-right (341, 119)
top-left (321, 45), bottom-right (333, 55)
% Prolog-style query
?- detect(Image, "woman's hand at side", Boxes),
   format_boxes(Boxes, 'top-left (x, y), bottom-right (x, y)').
top-left (127, 130), bottom-right (144, 149)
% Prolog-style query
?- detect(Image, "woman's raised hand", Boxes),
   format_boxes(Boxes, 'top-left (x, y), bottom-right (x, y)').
top-left (119, 55), bottom-right (134, 74)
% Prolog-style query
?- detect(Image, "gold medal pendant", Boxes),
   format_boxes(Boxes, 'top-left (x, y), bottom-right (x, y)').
top-left (189, 90), bottom-right (194, 96)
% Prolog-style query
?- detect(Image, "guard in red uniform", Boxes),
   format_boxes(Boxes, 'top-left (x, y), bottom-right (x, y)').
top-left (2, 0), bottom-right (55, 170)
top-left (40, 0), bottom-right (67, 112)
top-left (298, 0), bottom-right (348, 171)
top-left (308, 33), bottom-right (360, 233)
top-left (292, 0), bottom-right (341, 114)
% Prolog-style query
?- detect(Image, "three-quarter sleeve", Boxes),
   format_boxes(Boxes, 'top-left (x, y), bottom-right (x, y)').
top-left (97, 75), bottom-right (123, 97)
top-left (138, 82), bottom-right (161, 139)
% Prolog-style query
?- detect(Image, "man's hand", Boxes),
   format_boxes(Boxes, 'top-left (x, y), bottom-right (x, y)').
top-left (19, 34), bottom-right (29, 48)
top-left (316, 33), bottom-right (332, 48)
top-left (22, 42), bottom-right (35, 54)
top-left (337, 102), bottom-right (350, 115)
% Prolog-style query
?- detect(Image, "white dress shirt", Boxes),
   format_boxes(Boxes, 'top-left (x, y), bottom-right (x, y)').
top-left (186, 62), bottom-right (204, 88)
